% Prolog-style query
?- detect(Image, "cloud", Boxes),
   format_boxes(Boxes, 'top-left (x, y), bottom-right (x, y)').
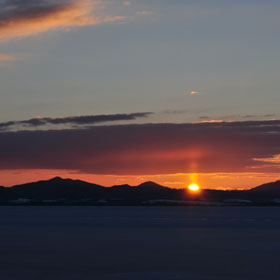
top-left (230, 114), bottom-right (277, 120)
top-left (1, 120), bottom-right (280, 175)
top-left (264, 114), bottom-right (276, 118)
top-left (187, 90), bottom-right (199, 95)
top-left (0, 112), bottom-right (152, 131)
top-left (252, 154), bottom-right (280, 164)
top-left (101, 15), bottom-right (127, 23)
top-left (201, 120), bottom-right (224, 123)
top-left (0, 0), bottom-right (124, 42)
top-left (0, 53), bottom-right (16, 61)
top-left (122, 1), bottom-right (131, 6)
top-left (162, 109), bottom-right (188, 115)
top-left (136, 10), bottom-right (154, 16)
top-left (198, 114), bottom-right (278, 122)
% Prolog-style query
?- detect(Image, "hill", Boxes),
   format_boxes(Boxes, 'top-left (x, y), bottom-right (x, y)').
top-left (249, 180), bottom-right (280, 193)
top-left (1, 177), bottom-right (280, 205)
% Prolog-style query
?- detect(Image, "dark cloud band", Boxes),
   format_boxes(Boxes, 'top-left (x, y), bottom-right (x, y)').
top-left (0, 112), bottom-right (153, 131)
top-left (0, 120), bottom-right (280, 175)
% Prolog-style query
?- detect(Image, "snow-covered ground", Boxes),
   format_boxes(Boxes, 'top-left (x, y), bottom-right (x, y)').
top-left (0, 206), bottom-right (280, 280)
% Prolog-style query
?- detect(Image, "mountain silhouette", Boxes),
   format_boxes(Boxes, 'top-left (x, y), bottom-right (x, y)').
top-left (247, 180), bottom-right (280, 200)
top-left (8, 177), bottom-right (104, 201)
top-left (1, 177), bottom-right (280, 205)
top-left (249, 180), bottom-right (280, 193)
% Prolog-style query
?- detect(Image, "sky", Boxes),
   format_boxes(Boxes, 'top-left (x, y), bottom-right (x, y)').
top-left (1, 0), bottom-right (280, 188)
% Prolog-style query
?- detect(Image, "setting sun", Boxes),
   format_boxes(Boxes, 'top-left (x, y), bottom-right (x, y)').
top-left (188, 183), bottom-right (200, 192)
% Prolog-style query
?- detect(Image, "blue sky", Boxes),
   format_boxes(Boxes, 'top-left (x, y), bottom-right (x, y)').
top-left (1, 0), bottom-right (279, 123)
top-left (1, 0), bottom-right (280, 187)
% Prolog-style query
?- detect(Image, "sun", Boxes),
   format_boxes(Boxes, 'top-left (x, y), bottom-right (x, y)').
top-left (188, 183), bottom-right (200, 192)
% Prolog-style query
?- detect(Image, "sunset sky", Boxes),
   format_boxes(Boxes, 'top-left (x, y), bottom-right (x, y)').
top-left (1, 0), bottom-right (280, 188)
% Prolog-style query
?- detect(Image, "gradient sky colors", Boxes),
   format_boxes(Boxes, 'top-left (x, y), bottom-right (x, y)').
top-left (1, 0), bottom-right (280, 188)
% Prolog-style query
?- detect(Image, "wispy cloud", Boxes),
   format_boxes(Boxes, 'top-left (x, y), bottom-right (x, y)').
top-left (0, 112), bottom-right (153, 131)
top-left (0, 53), bottom-right (16, 61)
top-left (122, 1), bottom-right (131, 6)
top-left (0, 0), bottom-right (125, 42)
top-left (187, 90), bottom-right (199, 95)
top-left (136, 10), bottom-right (154, 16)
top-left (201, 120), bottom-right (224, 123)
top-left (0, 53), bottom-right (17, 67)
top-left (252, 154), bottom-right (280, 164)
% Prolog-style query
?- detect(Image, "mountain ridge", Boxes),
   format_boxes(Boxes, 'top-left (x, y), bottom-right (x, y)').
top-left (1, 177), bottom-right (280, 205)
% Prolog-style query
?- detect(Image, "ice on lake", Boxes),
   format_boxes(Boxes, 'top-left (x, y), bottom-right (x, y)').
top-left (0, 206), bottom-right (280, 280)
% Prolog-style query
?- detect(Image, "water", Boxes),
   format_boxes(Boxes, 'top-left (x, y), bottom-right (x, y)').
top-left (0, 206), bottom-right (279, 279)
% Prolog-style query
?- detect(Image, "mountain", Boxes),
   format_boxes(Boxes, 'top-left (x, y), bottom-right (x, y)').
top-left (137, 181), bottom-right (168, 190)
top-left (0, 177), bottom-right (180, 204)
top-left (249, 180), bottom-right (280, 193)
top-left (247, 180), bottom-right (280, 200)
top-left (1, 177), bottom-right (280, 205)
top-left (6, 177), bottom-right (105, 201)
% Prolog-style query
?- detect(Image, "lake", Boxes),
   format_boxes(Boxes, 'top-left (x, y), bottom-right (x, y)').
top-left (0, 206), bottom-right (279, 279)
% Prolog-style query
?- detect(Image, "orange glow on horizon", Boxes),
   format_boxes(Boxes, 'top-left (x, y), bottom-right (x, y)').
top-left (1, 169), bottom-right (280, 190)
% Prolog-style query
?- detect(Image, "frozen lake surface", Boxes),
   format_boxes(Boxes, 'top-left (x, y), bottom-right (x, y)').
top-left (0, 206), bottom-right (280, 279)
